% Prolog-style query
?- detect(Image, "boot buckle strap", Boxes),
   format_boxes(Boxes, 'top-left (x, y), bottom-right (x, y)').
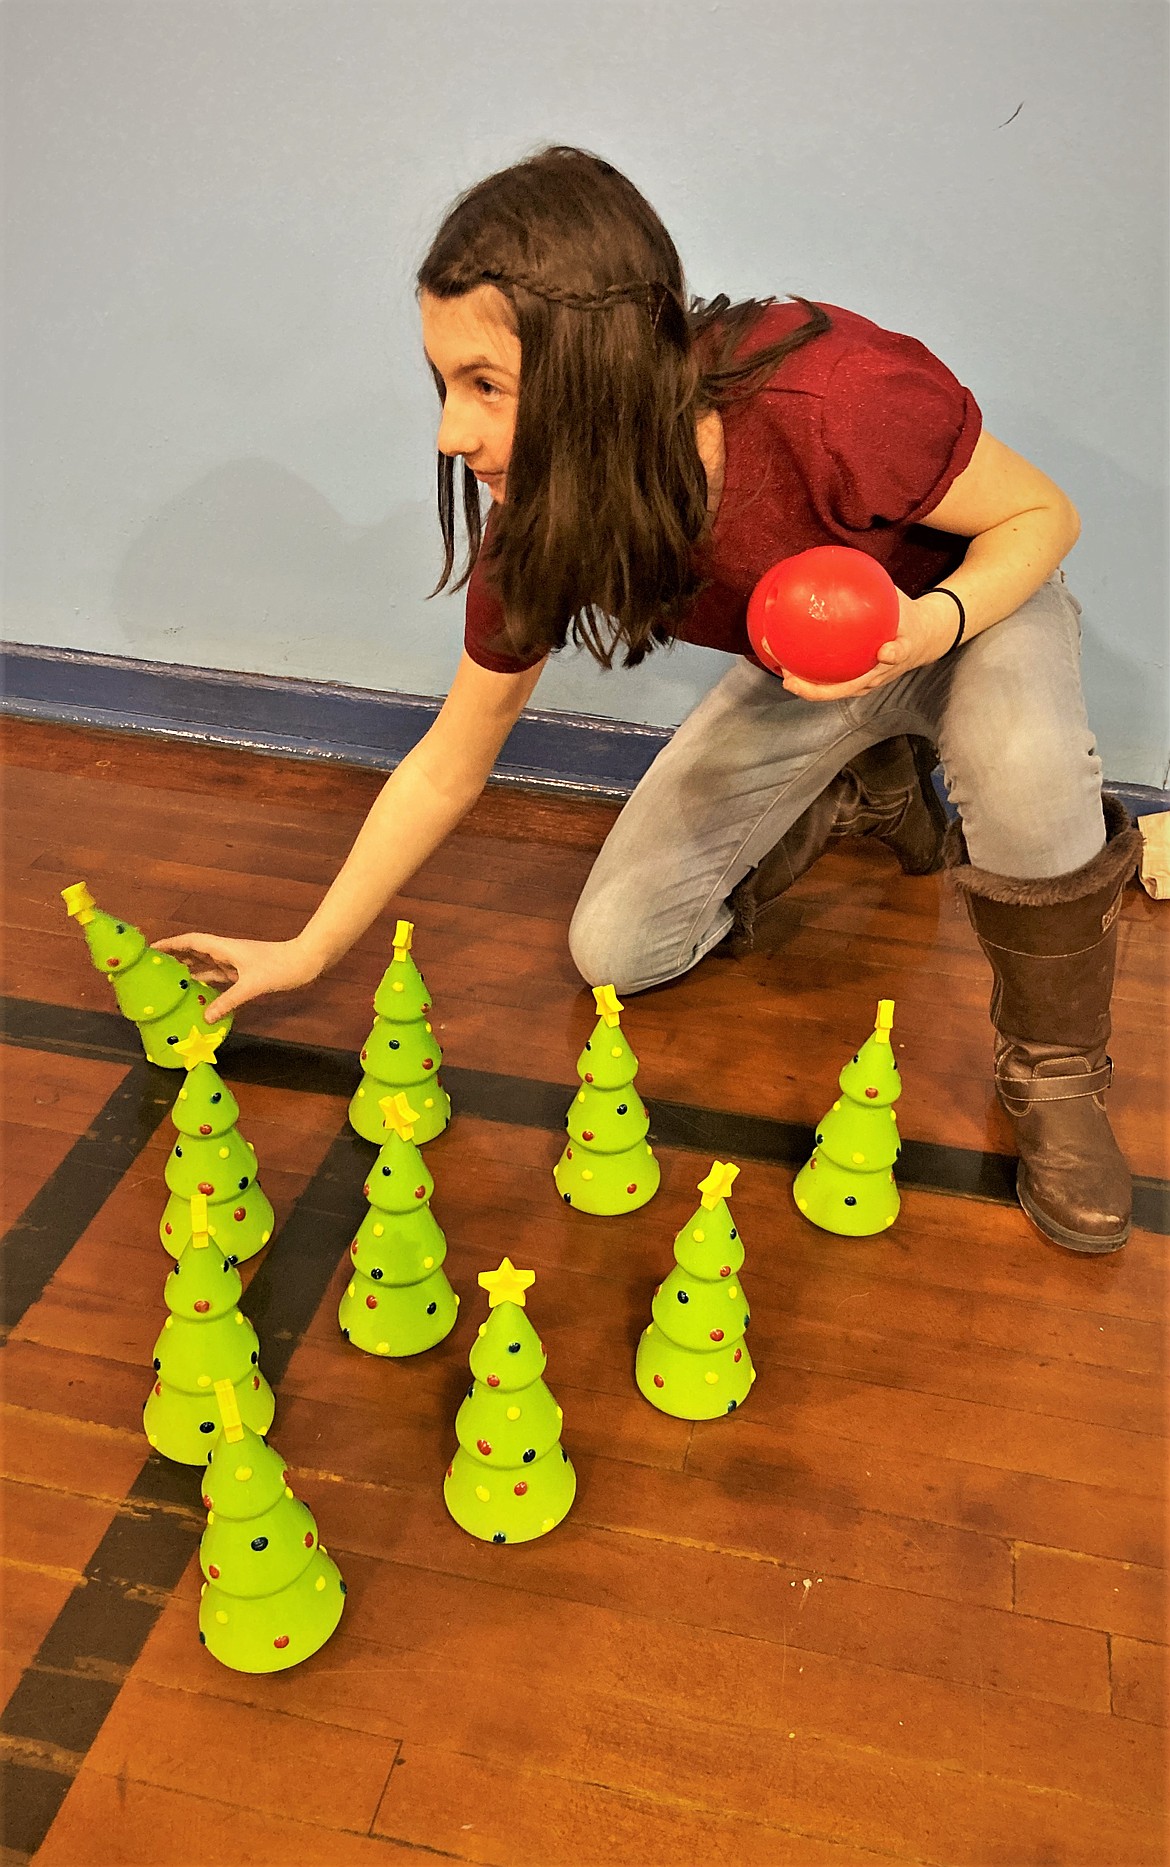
top-left (997, 1059), bottom-right (1114, 1103)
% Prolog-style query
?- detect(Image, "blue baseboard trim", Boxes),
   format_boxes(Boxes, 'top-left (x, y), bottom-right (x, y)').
top-left (3, 640), bottom-right (1168, 814)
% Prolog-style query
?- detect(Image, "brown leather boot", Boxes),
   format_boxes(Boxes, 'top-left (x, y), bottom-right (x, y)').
top-left (949, 796), bottom-right (1142, 1253)
top-left (721, 735), bottom-right (947, 957)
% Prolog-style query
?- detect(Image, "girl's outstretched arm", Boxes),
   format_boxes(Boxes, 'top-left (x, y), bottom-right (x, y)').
top-left (155, 650), bottom-right (547, 1020)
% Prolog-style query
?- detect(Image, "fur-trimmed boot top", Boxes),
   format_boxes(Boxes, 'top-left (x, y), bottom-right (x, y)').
top-left (948, 795), bottom-right (1142, 1252)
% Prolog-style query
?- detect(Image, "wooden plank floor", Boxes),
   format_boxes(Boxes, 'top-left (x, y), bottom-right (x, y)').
top-left (1, 717), bottom-right (1166, 1867)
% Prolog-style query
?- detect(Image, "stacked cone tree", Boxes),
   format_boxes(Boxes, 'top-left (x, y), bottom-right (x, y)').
top-left (339, 1091), bottom-right (459, 1356)
top-left (553, 985), bottom-right (660, 1215)
top-left (636, 1161), bottom-right (756, 1419)
top-left (160, 1026), bottom-right (274, 1263)
top-left (444, 1259), bottom-right (575, 1544)
top-left (144, 1194), bottom-right (274, 1464)
top-left (350, 920), bottom-right (450, 1144)
top-left (198, 1379), bottom-right (345, 1672)
top-left (793, 999), bottom-right (902, 1235)
top-left (61, 882), bottom-right (230, 1065)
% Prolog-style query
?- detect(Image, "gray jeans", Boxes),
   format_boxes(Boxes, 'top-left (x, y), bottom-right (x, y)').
top-left (569, 574), bottom-right (1105, 993)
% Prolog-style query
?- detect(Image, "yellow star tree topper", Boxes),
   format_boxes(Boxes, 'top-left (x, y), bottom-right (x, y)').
top-left (174, 1024), bottom-right (226, 1069)
top-left (698, 1161), bottom-right (740, 1210)
top-left (379, 1091), bottom-right (420, 1140)
top-left (478, 1258), bottom-right (536, 1310)
top-left (593, 983), bottom-right (624, 1027)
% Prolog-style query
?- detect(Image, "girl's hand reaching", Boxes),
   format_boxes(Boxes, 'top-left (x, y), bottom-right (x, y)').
top-left (150, 933), bottom-right (321, 1024)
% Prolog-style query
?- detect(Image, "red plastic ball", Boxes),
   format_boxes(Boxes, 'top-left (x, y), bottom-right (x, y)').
top-left (514, 1481), bottom-right (528, 1496)
top-left (747, 547), bottom-right (898, 683)
top-left (486, 1374), bottom-right (500, 1387)
top-left (710, 1329), bottom-right (724, 1342)
top-left (233, 1207), bottom-right (246, 1222)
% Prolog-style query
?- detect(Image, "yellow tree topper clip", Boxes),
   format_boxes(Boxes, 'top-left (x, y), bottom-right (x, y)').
top-left (379, 1091), bottom-right (419, 1140)
top-left (61, 881), bottom-right (96, 926)
top-left (174, 1024), bottom-right (226, 1068)
top-left (698, 1161), bottom-right (740, 1209)
top-left (593, 983), bottom-right (624, 1028)
top-left (213, 1377), bottom-right (244, 1443)
top-left (392, 919), bottom-right (415, 959)
top-left (189, 1191), bottom-right (211, 1248)
top-left (478, 1257), bottom-right (536, 1310)
top-left (873, 999), bottom-right (895, 1046)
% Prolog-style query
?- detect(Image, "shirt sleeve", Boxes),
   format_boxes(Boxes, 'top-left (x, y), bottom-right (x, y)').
top-left (463, 530), bottom-right (544, 674)
top-left (818, 329), bottom-right (982, 532)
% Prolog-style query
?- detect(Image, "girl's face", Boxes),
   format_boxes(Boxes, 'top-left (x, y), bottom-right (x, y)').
top-left (421, 286), bottom-right (520, 504)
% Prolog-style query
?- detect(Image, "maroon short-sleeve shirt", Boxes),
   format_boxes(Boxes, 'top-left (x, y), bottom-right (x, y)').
top-left (464, 301), bottom-right (982, 673)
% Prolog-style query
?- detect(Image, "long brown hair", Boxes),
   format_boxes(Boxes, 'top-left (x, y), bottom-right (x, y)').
top-left (418, 146), bottom-right (829, 668)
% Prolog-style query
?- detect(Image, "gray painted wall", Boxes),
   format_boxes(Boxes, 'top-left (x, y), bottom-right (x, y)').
top-left (4, 0), bottom-right (1167, 783)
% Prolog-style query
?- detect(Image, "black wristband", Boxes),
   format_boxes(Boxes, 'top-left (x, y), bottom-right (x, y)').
top-left (927, 586), bottom-right (966, 653)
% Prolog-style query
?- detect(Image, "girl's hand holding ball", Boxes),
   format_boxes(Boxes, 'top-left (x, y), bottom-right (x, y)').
top-left (747, 545), bottom-right (960, 702)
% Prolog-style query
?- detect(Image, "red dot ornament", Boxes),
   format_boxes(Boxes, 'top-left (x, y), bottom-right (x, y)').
top-left (865, 1086), bottom-right (879, 1099)
top-left (199, 1123), bottom-right (212, 1136)
top-left (710, 1329), bottom-right (725, 1341)
top-left (304, 1532), bottom-right (314, 1547)
top-left (414, 1186), bottom-right (426, 1199)
top-left (747, 546), bottom-right (898, 684)
top-left (365, 1295), bottom-right (378, 1309)
top-left (477, 1439), bottom-right (492, 1456)
top-left (233, 1207), bottom-right (246, 1221)
top-left (653, 1374), bottom-right (665, 1388)
top-left (208, 1563), bottom-right (220, 1577)
top-left (627, 1183), bottom-right (637, 1194)
top-left (581, 1130), bottom-right (594, 1141)
top-left (486, 1374), bottom-right (500, 1387)
top-left (197, 1181), bottom-right (215, 1196)
top-left (273, 1634), bottom-right (290, 1650)
top-left (514, 1481), bottom-right (528, 1495)
top-left (193, 1299), bottom-right (210, 1313)
top-left (734, 1348), bottom-right (743, 1362)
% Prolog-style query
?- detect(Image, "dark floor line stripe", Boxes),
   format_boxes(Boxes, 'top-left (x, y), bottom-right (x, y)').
top-left (0, 1118), bottom-right (367, 1860)
top-left (4, 995), bottom-right (1168, 1237)
top-left (1, 1065), bottom-right (175, 1336)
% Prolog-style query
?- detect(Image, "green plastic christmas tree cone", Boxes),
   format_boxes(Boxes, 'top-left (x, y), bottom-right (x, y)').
top-left (349, 919), bottom-right (450, 1145)
top-left (636, 1161), bottom-right (756, 1419)
top-left (793, 999), bottom-right (902, 1236)
top-left (62, 882), bottom-right (231, 1066)
top-left (444, 1258), bottom-right (575, 1545)
top-left (553, 984), bottom-right (660, 1215)
top-left (159, 1026), bottom-right (274, 1263)
top-left (144, 1194), bottom-right (274, 1464)
top-left (198, 1379), bottom-right (345, 1672)
top-left (339, 1090), bottom-right (459, 1356)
